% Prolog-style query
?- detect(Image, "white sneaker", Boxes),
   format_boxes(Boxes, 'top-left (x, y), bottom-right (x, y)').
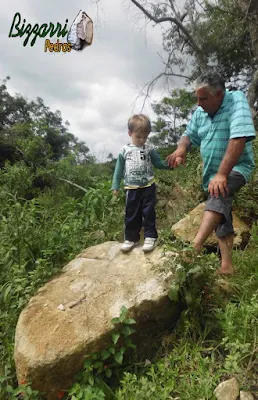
top-left (142, 238), bottom-right (157, 253)
top-left (121, 240), bottom-right (140, 253)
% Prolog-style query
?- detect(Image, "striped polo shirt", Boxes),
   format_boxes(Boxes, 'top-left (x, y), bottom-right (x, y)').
top-left (183, 90), bottom-right (256, 190)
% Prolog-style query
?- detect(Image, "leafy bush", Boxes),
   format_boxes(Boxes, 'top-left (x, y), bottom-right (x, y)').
top-left (1, 135), bottom-right (258, 399)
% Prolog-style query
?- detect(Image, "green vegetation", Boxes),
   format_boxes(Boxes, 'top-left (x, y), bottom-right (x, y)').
top-left (0, 76), bottom-right (257, 399)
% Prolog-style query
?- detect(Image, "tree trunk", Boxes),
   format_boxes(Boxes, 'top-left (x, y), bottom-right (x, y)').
top-left (238, 0), bottom-right (258, 108)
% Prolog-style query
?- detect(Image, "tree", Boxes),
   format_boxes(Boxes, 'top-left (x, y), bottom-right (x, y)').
top-left (112, 0), bottom-right (258, 106)
top-left (236, 0), bottom-right (258, 108)
top-left (125, 0), bottom-right (209, 97)
top-left (107, 153), bottom-right (114, 162)
top-left (0, 77), bottom-right (92, 167)
top-left (150, 89), bottom-right (196, 146)
top-left (194, 0), bottom-right (254, 84)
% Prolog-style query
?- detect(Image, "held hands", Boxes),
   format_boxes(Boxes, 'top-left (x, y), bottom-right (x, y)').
top-left (166, 151), bottom-right (186, 168)
top-left (208, 173), bottom-right (228, 198)
top-left (175, 157), bottom-right (184, 166)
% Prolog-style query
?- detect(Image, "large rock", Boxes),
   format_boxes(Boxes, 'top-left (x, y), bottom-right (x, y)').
top-left (214, 377), bottom-right (239, 400)
top-left (240, 391), bottom-right (254, 400)
top-left (14, 241), bottom-right (178, 399)
top-left (171, 202), bottom-right (250, 247)
top-left (165, 185), bottom-right (190, 225)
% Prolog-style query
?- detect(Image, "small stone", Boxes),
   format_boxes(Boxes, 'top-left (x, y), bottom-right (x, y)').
top-left (240, 391), bottom-right (254, 400)
top-left (57, 304), bottom-right (65, 311)
top-left (214, 377), bottom-right (239, 400)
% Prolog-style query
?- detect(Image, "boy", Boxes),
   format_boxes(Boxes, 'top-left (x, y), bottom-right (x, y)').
top-left (111, 114), bottom-right (172, 253)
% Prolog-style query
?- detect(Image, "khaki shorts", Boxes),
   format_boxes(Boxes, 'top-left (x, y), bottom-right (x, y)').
top-left (205, 171), bottom-right (246, 237)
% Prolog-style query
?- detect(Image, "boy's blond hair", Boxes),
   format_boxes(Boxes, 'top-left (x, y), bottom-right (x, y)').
top-left (128, 114), bottom-right (151, 134)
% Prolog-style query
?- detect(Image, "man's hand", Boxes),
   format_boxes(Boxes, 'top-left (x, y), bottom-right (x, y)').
top-left (166, 150), bottom-right (186, 168)
top-left (208, 173), bottom-right (228, 198)
top-left (113, 190), bottom-right (119, 196)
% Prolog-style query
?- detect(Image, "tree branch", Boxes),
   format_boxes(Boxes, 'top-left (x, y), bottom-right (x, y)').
top-left (130, 0), bottom-right (208, 71)
top-left (133, 71), bottom-right (191, 112)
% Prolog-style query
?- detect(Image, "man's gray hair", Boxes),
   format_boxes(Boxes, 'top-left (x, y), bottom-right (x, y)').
top-left (195, 71), bottom-right (226, 95)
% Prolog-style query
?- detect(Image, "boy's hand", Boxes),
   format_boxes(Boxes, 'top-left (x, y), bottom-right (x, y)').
top-left (167, 149), bottom-right (186, 167)
top-left (113, 190), bottom-right (119, 196)
top-left (175, 156), bottom-right (184, 166)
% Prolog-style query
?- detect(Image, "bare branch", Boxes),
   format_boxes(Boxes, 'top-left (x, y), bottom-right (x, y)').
top-left (180, 12), bottom-right (188, 21)
top-left (129, 0), bottom-right (208, 71)
top-left (168, 0), bottom-right (181, 20)
top-left (133, 70), bottom-right (191, 112)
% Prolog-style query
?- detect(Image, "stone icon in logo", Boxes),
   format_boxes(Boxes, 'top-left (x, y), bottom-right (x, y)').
top-left (67, 10), bottom-right (93, 51)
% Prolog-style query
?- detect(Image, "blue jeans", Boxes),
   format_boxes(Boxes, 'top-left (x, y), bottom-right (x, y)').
top-left (124, 183), bottom-right (158, 242)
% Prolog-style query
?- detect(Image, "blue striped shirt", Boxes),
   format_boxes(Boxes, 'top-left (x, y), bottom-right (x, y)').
top-left (183, 90), bottom-right (256, 190)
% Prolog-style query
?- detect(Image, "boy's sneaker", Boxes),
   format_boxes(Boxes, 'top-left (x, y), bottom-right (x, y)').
top-left (142, 238), bottom-right (157, 253)
top-left (121, 240), bottom-right (140, 253)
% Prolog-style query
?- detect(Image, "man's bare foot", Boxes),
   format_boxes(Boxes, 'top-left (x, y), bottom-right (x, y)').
top-left (216, 265), bottom-right (234, 276)
top-left (192, 241), bottom-right (203, 254)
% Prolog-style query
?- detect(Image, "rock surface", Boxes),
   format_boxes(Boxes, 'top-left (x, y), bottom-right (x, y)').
top-left (240, 391), bottom-right (254, 400)
top-left (14, 241), bottom-right (178, 399)
top-left (171, 202), bottom-right (249, 247)
top-left (214, 377), bottom-right (240, 400)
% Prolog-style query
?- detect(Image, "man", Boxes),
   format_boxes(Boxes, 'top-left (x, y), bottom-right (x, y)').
top-left (167, 71), bottom-right (256, 275)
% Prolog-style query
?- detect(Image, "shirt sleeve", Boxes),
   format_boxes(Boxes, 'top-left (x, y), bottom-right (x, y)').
top-left (229, 91), bottom-right (256, 142)
top-left (150, 149), bottom-right (170, 169)
top-left (182, 109), bottom-right (201, 147)
top-left (111, 152), bottom-right (125, 190)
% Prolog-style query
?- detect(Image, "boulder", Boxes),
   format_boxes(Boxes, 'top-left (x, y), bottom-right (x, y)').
top-left (165, 184), bottom-right (192, 225)
top-left (240, 391), bottom-right (254, 400)
top-left (14, 241), bottom-right (179, 399)
top-left (171, 202), bottom-right (250, 247)
top-left (214, 377), bottom-right (239, 400)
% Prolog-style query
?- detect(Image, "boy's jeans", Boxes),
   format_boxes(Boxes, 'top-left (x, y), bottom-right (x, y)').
top-left (124, 183), bottom-right (157, 242)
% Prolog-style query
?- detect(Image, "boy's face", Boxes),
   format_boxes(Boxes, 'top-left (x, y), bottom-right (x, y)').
top-left (129, 130), bottom-right (149, 147)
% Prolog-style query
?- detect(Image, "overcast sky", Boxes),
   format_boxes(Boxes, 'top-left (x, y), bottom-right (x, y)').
top-left (0, 0), bottom-right (185, 160)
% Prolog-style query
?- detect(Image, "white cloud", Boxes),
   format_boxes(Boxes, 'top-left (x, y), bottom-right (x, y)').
top-left (0, 0), bottom-right (182, 160)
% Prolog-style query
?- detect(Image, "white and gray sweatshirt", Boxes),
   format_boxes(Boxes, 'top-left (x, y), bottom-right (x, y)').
top-left (111, 143), bottom-right (170, 190)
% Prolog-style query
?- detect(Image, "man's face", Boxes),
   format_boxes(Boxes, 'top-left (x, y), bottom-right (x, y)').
top-left (195, 86), bottom-right (224, 115)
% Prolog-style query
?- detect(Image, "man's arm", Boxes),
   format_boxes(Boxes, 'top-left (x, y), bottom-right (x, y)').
top-left (177, 135), bottom-right (192, 154)
top-left (218, 138), bottom-right (246, 176)
top-left (209, 91), bottom-right (256, 198)
top-left (208, 138), bottom-right (246, 198)
top-left (167, 110), bottom-right (200, 168)
top-left (166, 136), bottom-right (191, 167)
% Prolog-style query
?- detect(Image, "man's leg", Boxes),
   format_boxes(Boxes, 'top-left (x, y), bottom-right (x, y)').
top-left (193, 210), bottom-right (223, 253)
top-left (217, 234), bottom-right (234, 275)
top-left (192, 210), bottom-right (234, 275)
top-left (193, 171), bottom-right (246, 274)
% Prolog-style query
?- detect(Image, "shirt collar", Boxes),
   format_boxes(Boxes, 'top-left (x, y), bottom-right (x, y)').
top-left (220, 89), bottom-right (230, 109)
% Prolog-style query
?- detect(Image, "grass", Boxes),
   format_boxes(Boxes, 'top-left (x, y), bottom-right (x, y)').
top-left (113, 239), bottom-right (258, 399)
top-left (0, 144), bottom-right (258, 399)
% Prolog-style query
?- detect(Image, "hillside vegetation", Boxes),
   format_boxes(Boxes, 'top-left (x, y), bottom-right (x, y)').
top-left (0, 78), bottom-right (257, 399)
